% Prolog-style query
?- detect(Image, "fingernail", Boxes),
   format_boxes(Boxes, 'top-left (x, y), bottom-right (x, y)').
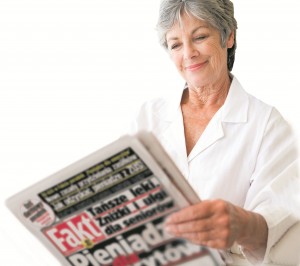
top-left (164, 217), bottom-right (171, 224)
top-left (164, 225), bottom-right (172, 233)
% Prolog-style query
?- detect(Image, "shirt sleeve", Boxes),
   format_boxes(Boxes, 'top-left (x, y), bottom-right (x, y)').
top-left (242, 108), bottom-right (299, 264)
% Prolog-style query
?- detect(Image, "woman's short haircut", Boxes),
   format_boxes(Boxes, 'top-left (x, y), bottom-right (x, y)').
top-left (157, 0), bottom-right (238, 71)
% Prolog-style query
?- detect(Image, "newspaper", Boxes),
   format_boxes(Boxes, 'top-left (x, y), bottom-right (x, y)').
top-left (6, 131), bottom-right (224, 266)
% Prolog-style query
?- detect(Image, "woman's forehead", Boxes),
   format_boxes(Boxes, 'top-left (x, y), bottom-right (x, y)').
top-left (166, 15), bottom-right (210, 39)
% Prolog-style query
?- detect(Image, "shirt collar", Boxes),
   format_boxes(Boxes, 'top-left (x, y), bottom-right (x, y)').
top-left (156, 75), bottom-right (249, 124)
top-left (221, 76), bottom-right (249, 123)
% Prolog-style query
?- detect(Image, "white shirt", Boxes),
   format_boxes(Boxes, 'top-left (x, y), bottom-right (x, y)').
top-left (128, 76), bottom-right (299, 264)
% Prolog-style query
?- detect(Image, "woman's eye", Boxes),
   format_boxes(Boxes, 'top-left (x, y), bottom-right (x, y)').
top-left (170, 44), bottom-right (180, 50)
top-left (195, 36), bottom-right (207, 41)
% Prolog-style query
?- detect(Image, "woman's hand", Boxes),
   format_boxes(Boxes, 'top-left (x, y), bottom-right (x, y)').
top-left (164, 199), bottom-right (268, 257)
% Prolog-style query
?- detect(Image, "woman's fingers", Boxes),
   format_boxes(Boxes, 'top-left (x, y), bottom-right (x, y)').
top-left (183, 234), bottom-right (230, 249)
top-left (165, 219), bottom-right (232, 248)
top-left (165, 216), bottom-right (215, 233)
top-left (164, 199), bottom-right (240, 249)
top-left (165, 200), bottom-right (215, 224)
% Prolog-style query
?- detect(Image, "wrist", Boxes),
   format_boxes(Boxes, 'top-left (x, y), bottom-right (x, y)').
top-left (236, 209), bottom-right (268, 259)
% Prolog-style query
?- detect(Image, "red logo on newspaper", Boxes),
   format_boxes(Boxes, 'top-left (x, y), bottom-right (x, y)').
top-left (44, 212), bottom-right (105, 256)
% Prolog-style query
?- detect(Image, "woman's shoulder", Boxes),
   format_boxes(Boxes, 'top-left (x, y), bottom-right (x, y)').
top-left (140, 97), bottom-right (169, 112)
top-left (138, 94), bottom-right (181, 121)
top-left (232, 76), bottom-right (282, 120)
top-left (234, 77), bottom-right (293, 138)
top-left (248, 94), bottom-right (284, 122)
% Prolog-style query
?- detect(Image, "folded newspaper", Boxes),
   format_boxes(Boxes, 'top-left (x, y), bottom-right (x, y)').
top-left (6, 131), bottom-right (224, 266)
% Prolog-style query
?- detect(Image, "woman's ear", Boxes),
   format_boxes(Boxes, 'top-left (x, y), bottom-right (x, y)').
top-left (227, 31), bottom-right (234, 49)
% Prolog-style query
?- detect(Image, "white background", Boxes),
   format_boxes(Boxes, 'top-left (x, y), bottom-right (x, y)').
top-left (0, 1), bottom-right (299, 265)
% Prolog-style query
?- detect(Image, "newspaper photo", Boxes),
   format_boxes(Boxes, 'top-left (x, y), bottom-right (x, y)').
top-left (6, 132), bottom-right (223, 266)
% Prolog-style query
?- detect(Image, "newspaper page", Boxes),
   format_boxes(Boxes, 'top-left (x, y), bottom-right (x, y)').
top-left (6, 134), bottom-right (223, 266)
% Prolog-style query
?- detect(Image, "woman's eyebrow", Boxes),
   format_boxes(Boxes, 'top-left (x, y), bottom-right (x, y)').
top-left (191, 25), bottom-right (209, 34)
top-left (166, 25), bottom-right (209, 42)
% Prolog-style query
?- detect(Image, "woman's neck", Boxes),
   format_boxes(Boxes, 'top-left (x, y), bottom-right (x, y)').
top-left (182, 74), bottom-right (232, 110)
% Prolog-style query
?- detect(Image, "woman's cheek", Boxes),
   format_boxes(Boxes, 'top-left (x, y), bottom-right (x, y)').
top-left (208, 46), bottom-right (226, 72)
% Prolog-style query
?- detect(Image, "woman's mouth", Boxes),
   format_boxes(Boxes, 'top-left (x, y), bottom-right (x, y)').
top-left (185, 61), bottom-right (207, 71)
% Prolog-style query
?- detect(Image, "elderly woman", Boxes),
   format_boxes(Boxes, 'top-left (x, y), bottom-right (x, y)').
top-left (129, 0), bottom-right (299, 265)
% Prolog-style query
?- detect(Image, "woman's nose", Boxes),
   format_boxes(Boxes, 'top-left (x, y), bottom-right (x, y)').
top-left (183, 42), bottom-right (198, 60)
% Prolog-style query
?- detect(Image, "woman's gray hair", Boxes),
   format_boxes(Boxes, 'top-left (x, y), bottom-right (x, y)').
top-left (157, 0), bottom-right (237, 71)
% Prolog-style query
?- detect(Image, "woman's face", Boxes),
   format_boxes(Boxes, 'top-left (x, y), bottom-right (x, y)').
top-left (166, 13), bottom-right (234, 89)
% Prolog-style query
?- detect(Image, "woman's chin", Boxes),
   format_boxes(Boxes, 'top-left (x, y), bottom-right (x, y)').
top-left (186, 80), bottom-right (209, 90)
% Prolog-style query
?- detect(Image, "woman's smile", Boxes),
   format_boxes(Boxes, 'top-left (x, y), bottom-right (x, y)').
top-left (185, 61), bottom-right (208, 72)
